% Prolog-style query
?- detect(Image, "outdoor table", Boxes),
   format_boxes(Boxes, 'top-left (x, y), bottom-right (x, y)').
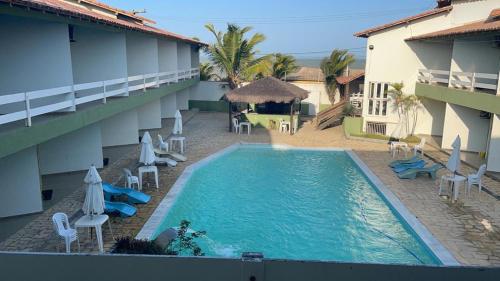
top-left (280, 121), bottom-right (291, 133)
top-left (439, 174), bottom-right (466, 202)
top-left (74, 214), bottom-right (113, 253)
top-left (138, 165), bottom-right (159, 190)
top-left (169, 136), bottom-right (186, 154)
top-left (239, 122), bottom-right (251, 135)
top-left (390, 141), bottom-right (408, 158)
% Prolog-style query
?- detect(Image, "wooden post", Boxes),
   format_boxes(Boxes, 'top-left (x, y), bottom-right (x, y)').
top-left (228, 101), bottom-right (232, 132)
top-left (289, 101), bottom-right (294, 135)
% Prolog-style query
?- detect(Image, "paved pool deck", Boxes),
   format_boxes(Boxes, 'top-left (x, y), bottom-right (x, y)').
top-left (0, 112), bottom-right (499, 266)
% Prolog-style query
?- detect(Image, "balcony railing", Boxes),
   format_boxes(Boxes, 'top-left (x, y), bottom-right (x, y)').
top-left (0, 68), bottom-right (199, 127)
top-left (418, 69), bottom-right (499, 94)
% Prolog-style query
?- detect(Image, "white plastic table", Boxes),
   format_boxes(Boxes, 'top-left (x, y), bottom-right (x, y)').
top-left (239, 122), bottom-right (251, 135)
top-left (439, 175), bottom-right (466, 202)
top-left (280, 121), bottom-right (290, 133)
top-left (74, 215), bottom-right (113, 253)
top-left (390, 141), bottom-right (408, 158)
top-left (138, 165), bottom-right (159, 190)
top-left (169, 136), bottom-right (186, 154)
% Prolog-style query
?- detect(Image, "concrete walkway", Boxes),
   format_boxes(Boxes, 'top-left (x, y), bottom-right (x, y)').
top-left (1, 112), bottom-right (500, 266)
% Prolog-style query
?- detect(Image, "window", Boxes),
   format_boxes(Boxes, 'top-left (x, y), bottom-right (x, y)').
top-left (367, 82), bottom-right (389, 116)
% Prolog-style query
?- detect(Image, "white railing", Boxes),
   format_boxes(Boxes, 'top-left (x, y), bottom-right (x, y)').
top-left (366, 122), bottom-right (387, 135)
top-left (0, 68), bottom-right (199, 127)
top-left (418, 68), bottom-right (499, 93)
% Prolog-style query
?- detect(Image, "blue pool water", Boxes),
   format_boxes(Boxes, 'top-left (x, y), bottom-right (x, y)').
top-left (154, 146), bottom-right (440, 265)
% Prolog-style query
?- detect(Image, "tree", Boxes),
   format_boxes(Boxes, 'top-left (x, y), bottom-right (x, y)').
top-left (204, 23), bottom-right (270, 89)
top-left (320, 49), bottom-right (355, 104)
top-left (199, 62), bottom-right (220, 81)
top-left (388, 82), bottom-right (421, 136)
top-left (271, 53), bottom-right (298, 80)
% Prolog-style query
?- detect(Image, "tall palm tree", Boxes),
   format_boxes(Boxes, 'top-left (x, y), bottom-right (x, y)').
top-left (199, 62), bottom-right (220, 81)
top-left (320, 49), bottom-right (355, 104)
top-left (204, 23), bottom-right (270, 89)
top-left (271, 53), bottom-right (298, 80)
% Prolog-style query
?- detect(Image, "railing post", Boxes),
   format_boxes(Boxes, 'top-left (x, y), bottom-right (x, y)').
top-left (102, 81), bottom-right (107, 104)
top-left (448, 71), bottom-right (453, 88)
top-left (143, 75), bottom-right (146, 92)
top-left (24, 92), bottom-right (31, 127)
top-left (497, 70), bottom-right (500, 96)
top-left (470, 72), bottom-right (476, 92)
top-left (126, 78), bottom-right (129, 96)
top-left (156, 73), bottom-right (160, 88)
top-left (175, 71), bottom-right (179, 83)
top-left (71, 84), bottom-right (76, 111)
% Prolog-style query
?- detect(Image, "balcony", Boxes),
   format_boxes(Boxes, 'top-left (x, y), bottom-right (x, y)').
top-left (0, 68), bottom-right (199, 127)
top-left (415, 69), bottom-right (500, 115)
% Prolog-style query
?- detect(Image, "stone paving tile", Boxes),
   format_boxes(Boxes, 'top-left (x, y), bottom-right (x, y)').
top-left (1, 112), bottom-right (500, 266)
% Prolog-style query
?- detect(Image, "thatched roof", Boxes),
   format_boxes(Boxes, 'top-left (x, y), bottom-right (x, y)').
top-left (225, 77), bottom-right (309, 104)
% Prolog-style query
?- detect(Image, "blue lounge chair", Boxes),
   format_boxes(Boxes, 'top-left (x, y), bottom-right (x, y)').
top-left (389, 155), bottom-right (421, 168)
top-left (103, 182), bottom-right (151, 204)
top-left (105, 201), bottom-right (137, 217)
top-left (397, 164), bottom-right (443, 180)
top-left (392, 160), bottom-right (426, 173)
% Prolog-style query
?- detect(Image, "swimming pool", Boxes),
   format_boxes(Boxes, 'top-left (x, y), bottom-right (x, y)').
top-left (138, 144), bottom-right (456, 265)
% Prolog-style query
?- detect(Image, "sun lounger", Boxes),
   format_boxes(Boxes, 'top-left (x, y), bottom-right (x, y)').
top-left (102, 182), bottom-right (151, 204)
top-left (155, 156), bottom-right (177, 167)
top-left (154, 148), bottom-right (187, 162)
top-left (392, 160), bottom-right (426, 173)
top-left (397, 164), bottom-right (443, 179)
top-left (104, 200), bottom-right (137, 217)
top-left (389, 155), bottom-right (421, 168)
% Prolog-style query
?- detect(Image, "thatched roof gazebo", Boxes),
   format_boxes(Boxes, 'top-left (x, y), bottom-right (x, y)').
top-left (224, 77), bottom-right (309, 134)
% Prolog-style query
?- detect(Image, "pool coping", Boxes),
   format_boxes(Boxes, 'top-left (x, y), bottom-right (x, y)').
top-left (136, 143), bottom-right (459, 266)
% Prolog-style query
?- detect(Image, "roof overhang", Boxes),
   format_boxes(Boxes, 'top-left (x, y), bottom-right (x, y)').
top-left (406, 18), bottom-right (500, 41)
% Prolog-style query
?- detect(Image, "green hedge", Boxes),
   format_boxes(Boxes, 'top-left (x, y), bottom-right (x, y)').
top-left (343, 117), bottom-right (363, 136)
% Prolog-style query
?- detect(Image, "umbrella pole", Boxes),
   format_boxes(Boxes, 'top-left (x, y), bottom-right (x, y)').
top-left (228, 101), bottom-right (232, 132)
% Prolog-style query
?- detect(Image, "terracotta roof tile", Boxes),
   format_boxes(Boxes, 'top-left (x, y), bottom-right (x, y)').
top-left (336, 70), bottom-right (365, 85)
top-left (354, 6), bottom-right (452, 38)
top-left (287, 67), bottom-right (325, 82)
top-left (1, 0), bottom-right (205, 45)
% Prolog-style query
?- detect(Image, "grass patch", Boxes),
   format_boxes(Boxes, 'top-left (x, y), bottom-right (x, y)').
top-left (350, 133), bottom-right (421, 144)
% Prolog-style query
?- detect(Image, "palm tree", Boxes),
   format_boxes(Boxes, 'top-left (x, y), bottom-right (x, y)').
top-left (204, 23), bottom-right (270, 89)
top-left (199, 62), bottom-right (220, 81)
top-left (320, 49), bottom-right (355, 103)
top-left (388, 83), bottom-right (421, 136)
top-left (271, 53), bottom-right (298, 80)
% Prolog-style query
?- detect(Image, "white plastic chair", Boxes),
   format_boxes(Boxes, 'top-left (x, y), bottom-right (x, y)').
top-left (158, 134), bottom-right (169, 152)
top-left (467, 164), bottom-right (487, 197)
top-left (52, 212), bottom-right (79, 253)
top-left (413, 138), bottom-right (426, 156)
top-left (232, 118), bottom-right (239, 134)
top-left (123, 168), bottom-right (139, 190)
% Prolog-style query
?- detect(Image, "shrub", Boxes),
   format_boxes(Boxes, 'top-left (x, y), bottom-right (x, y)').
top-left (112, 237), bottom-right (166, 255)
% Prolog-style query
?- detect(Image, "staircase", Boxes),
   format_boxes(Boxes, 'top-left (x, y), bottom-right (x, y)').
top-left (314, 100), bottom-right (346, 130)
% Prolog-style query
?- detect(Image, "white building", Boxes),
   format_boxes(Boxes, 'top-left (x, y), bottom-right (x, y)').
top-left (355, 0), bottom-right (500, 172)
top-left (0, 0), bottom-right (203, 217)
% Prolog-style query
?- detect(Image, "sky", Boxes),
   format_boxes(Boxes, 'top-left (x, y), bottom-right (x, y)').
top-left (103, 0), bottom-right (437, 59)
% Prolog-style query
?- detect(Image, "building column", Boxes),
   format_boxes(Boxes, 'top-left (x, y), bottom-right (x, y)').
top-left (0, 147), bottom-right (42, 217)
top-left (487, 114), bottom-right (500, 172)
top-left (137, 101), bottom-right (162, 130)
top-left (160, 93), bottom-right (177, 118)
top-left (176, 88), bottom-right (190, 110)
top-left (38, 123), bottom-right (103, 175)
top-left (100, 109), bottom-right (139, 147)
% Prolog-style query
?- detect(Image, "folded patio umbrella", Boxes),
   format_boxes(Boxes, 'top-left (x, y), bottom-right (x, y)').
top-left (82, 165), bottom-right (105, 216)
top-left (173, 110), bottom-right (182, 135)
top-left (446, 135), bottom-right (461, 174)
top-left (139, 131), bottom-right (156, 166)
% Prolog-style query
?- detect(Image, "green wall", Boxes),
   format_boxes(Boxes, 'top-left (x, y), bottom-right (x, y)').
top-left (343, 117), bottom-right (363, 136)
top-left (0, 80), bottom-right (197, 159)
top-left (415, 83), bottom-right (500, 115)
top-left (242, 114), bottom-right (292, 129)
top-left (319, 104), bottom-right (332, 113)
top-left (189, 100), bottom-right (228, 112)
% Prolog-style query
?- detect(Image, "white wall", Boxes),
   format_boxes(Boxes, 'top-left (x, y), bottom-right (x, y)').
top-left (442, 103), bottom-right (490, 152)
top-left (0, 147), bottom-right (42, 217)
top-left (177, 42), bottom-right (191, 70)
top-left (176, 89), bottom-right (190, 110)
top-left (451, 0), bottom-right (500, 25)
top-left (158, 39), bottom-right (178, 72)
top-left (291, 82), bottom-right (334, 115)
top-left (0, 15), bottom-right (74, 114)
top-left (190, 46), bottom-right (200, 68)
top-left (100, 109), bottom-right (139, 147)
top-left (161, 94), bottom-right (177, 118)
top-left (126, 32), bottom-right (159, 76)
top-left (190, 81), bottom-right (228, 101)
top-left (137, 101), bottom-right (162, 129)
top-left (487, 114), bottom-right (500, 172)
top-left (415, 99), bottom-right (446, 136)
top-left (38, 124), bottom-right (103, 175)
top-left (450, 39), bottom-right (500, 77)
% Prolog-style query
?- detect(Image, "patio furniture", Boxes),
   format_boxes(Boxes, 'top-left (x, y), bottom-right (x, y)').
top-left (169, 136), bottom-right (185, 154)
top-left (392, 160), bottom-right (426, 173)
top-left (466, 164), bottom-right (487, 197)
top-left (397, 163), bottom-right (443, 179)
top-left (280, 120), bottom-right (290, 133)
top-left (389, 155), bottom-right (420, 168)
top-left (52, 212), bottom-right (80, 253)
top-left (439, 174), bottom-right (466, 201)
top-left (74, 214), bottom-right (114, 253)
top-left (390, 141), bottom-right (408, 158)
top-left (412, 138), bottom-right (426, 156)
top-left (239, 121), bottom-right (251, 135)
top-left (102, 182), bottom-right (151, 204)
top-left (155, 156), bottom-right (177, 167)
top-left (154, 148), bottom-right (187, 162)
top-left (158, 134), bottom-right (169, 152)
top-left (232, 118), bottom-right (240, 134)
top-left (104, 201), bottom-right (136, 218)
top-left (138, 165), bottom-right (159, 190)
top-left (122, 168), bottom-right (139, 190)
